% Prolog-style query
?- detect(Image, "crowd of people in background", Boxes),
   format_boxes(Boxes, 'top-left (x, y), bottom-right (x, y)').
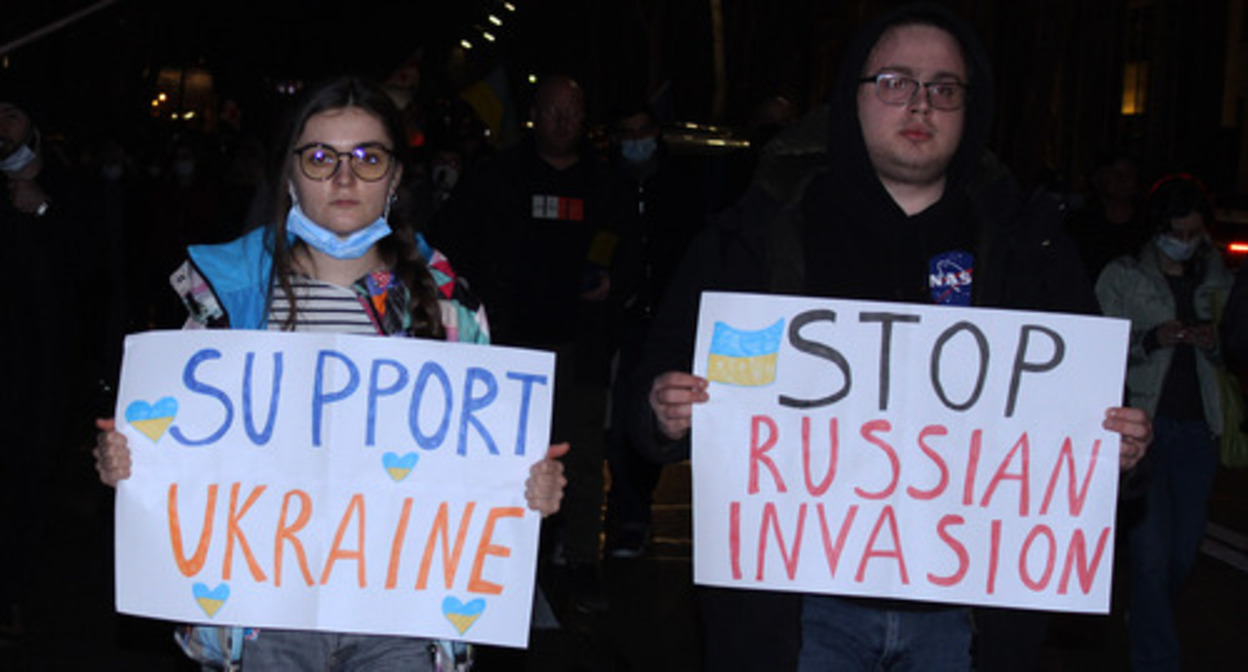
top-left (3, 2), bottom-right (1247, 668)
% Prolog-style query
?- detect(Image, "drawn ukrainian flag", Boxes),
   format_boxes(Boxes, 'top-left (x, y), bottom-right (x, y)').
top-left (707, 319), bottom-right (786, 386)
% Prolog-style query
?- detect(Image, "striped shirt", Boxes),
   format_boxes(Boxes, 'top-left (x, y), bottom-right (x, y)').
top-left (267, 276), bottom-right (378, 335)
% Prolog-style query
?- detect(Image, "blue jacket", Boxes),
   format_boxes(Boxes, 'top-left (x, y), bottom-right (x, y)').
top-left (186, 226), bottom-right (274, 330)
top-left (183, 226), bottom-right (488, 343)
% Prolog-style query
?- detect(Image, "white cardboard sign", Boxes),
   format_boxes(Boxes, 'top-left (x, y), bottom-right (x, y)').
top-left (113, 329), bottom-right (554, 647)
top-left (691, 291), bottom-right (1130, 613)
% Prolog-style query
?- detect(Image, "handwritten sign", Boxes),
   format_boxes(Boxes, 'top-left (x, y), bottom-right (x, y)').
top-left (113, 330), bottom-right (554, 647)
top-left (691, 292), bottom-right (1130, 613)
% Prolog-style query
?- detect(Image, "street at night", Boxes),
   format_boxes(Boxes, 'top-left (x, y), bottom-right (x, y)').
top-left (4, 1), bottom-right (1248, 670)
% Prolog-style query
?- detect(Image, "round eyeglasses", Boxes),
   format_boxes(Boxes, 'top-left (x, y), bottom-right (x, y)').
top-left (293, 142), bottom-right (396, 182)
top-left (859, 73), bottom-right (968, 111)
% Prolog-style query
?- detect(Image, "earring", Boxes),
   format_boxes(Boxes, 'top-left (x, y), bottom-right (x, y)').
top-left (384, 192), bottom-right (397, 221)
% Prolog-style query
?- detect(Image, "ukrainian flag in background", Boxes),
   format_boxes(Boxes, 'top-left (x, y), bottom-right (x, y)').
top-left (707, 319), bottom-right (786, 387)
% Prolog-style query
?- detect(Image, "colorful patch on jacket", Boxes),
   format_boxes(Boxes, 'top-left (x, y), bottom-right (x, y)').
top-left (427, 250), bottom-right (457, 299)
top-left (171, 261), bottom-right (228, 329)
top-left (929, 250), bottom-right (974, 306)
top-left (362, 270), bottom-right (398, 316)
top-left (416, 233), bottom-right (463, 301)
top-left (353, 270), bottom-right (411, 336)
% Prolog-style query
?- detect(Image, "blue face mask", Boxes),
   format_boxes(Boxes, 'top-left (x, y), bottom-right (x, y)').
top-left (1156, 234), bottom-right (1200, 262)
top-left (286, 202), bottom-right (392, 260)
top-left (621, 136), bottom-right (658, 164)
top-left (0, 143), bottom-right (36, 174)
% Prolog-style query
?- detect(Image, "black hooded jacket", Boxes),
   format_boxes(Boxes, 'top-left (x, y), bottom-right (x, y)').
top-left (629, 1), bottom-right (1098, 464)
top-left (623, 8), bottom-right (1105, 668)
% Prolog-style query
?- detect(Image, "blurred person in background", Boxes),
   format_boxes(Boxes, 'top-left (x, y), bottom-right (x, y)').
top-left (431, 74), bottom-right (618, 614)
top-left (602, 102), bottom-right (707, 559)
top-left (1068, 152), bottom-right (1149, 280)
top-left (1095, 173), bottom-right (1230, 672)
top-left (0, 79), bottom-right (88, 645)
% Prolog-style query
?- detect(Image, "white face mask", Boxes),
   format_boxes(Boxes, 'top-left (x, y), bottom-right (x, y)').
top-left (0, 143), bottom-right (36, 175)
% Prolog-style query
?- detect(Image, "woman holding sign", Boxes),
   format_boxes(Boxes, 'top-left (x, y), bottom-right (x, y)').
top-left (93, 76), bottom-right (568, 671)
top-left (1095, 174), bottom-right (1231, 671)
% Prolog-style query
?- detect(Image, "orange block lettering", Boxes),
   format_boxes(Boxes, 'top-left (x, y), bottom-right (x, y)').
top-left (167, 483), bottom-right (217, 577)
top-left (319, 494), bottom-right (367, 587)
top-left (224, 483), bottom-right (268, 582)
top-left (385, 498), bottom-right (415, 590)
top-left (468, 506), bottom-right (523, 595)
top-left (416, 502), bottom-right (475, 590)
top-left (274, 489), bottom-right (314, 587)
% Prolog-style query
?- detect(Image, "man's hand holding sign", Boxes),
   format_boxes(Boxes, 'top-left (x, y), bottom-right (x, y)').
top-left (651, 292), bottom-right (1149, 613)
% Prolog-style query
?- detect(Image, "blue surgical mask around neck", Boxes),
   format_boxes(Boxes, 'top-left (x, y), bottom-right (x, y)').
top-left (620, 136), bottom-right (658, 165)
top-left (286, 202), bottom-right (392, 260)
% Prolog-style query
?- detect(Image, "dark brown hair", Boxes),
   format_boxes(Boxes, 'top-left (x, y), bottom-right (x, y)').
top-left (269, 76), bottom-right (444, 338)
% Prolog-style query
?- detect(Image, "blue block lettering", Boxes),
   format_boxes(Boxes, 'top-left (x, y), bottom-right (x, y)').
top-left (312, 349), bottom-right (359, 447)
top-left (458, 367), bottom-right (499, 456)
top-left (169, 348), bottom-right (234, 446)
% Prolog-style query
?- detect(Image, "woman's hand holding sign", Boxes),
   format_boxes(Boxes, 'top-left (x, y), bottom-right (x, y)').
top-left (649, 372), bottom-right (710, 441)
top-left (93, 418), bottom-right (131, 487)
top-left (526, 443), bottom-right (569, 517)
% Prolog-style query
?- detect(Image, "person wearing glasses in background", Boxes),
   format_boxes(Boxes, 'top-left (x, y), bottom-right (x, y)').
top-left (627, 3), bottom-right (1153, 671)
top-left (92, 76), bottom-right (569, 671)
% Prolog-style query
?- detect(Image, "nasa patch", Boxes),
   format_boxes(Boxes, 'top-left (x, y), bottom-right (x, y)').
top-left (929, 250), bottom-right (974, 306)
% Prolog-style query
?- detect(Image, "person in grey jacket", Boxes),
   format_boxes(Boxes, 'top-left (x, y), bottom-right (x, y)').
top-left (1095, 173), bottom-right (1231, 672)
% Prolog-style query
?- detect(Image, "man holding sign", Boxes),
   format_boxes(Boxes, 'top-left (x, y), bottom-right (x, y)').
top-left (630, 3), bottom-right (1151, 671)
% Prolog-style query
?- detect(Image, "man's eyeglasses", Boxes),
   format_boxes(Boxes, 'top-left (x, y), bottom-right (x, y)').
top-left (859, 73), bottom-right (968, 111)
top-left (293, 143), bottom-right (396, 182)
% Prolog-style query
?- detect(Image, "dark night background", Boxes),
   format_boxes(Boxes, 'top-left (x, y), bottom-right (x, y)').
top-left (3, 0), bottom-right (1245, 195)
top-left (4, 2), bottom-right (1248, 670)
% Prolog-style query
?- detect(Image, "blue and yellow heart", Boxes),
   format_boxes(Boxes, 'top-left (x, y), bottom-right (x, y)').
top-left (125, 397), bottom-right (179, 442)
top-left (193, 582), bottom-right (230, 618)
top-left (383, 451), bottom-right (419, 482)
top-left (442, 596), bottom-right (486, 635)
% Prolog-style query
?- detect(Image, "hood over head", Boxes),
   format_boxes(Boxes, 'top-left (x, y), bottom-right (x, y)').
top-left (799, 2), bottom-right (997, 303)
top-left (827, 1), bottom-right (995, 199)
